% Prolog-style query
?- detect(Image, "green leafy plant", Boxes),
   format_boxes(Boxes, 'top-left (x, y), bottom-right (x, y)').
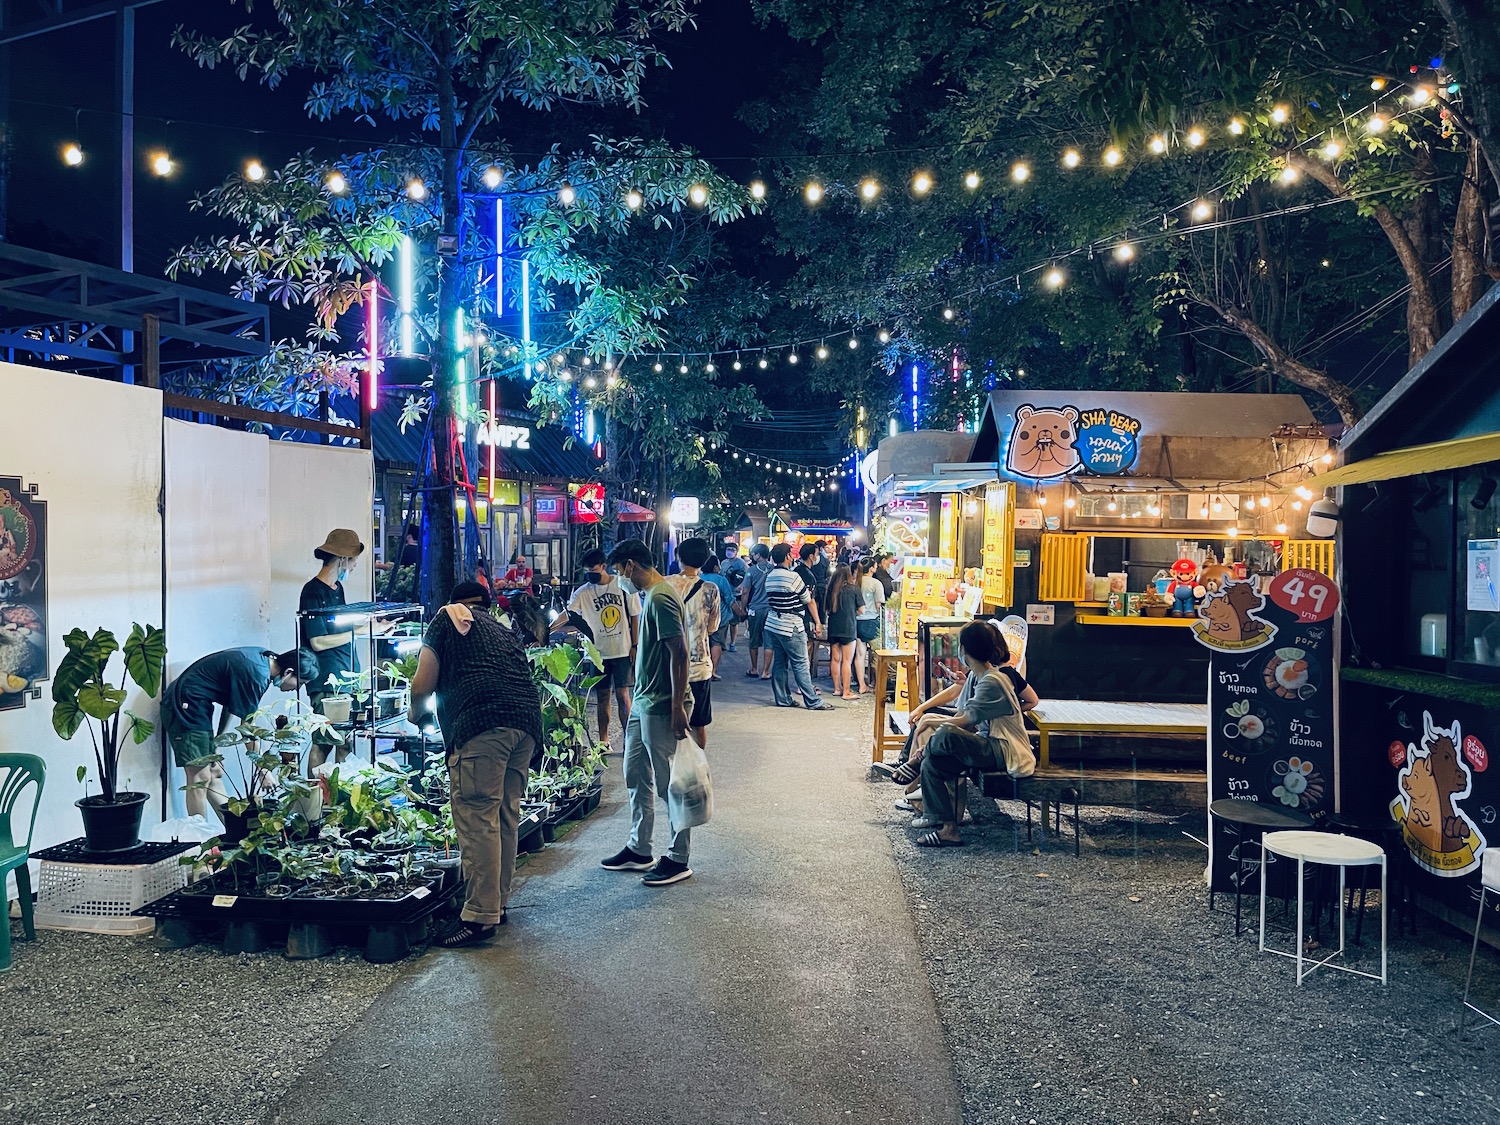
top-left (51, 624), bottom-right (166, 803)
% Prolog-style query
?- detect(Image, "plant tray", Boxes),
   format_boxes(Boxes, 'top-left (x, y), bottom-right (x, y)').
top-left (136, 872), bottom-right (459, 928)
top-left (33, 837), bottom-right (196, 866)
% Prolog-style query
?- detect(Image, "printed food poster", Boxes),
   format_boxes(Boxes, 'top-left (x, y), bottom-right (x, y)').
top-left (1467, 540), bottom-right (1500, 612)
top-left (981, 484), bottom-right (1011, 606)
top-left (896, 559), bottom-right (953, 711)
top-left (0, 476), bottom-right (48, 711)
top-left (1197, 569), bottom-right (1339, 894)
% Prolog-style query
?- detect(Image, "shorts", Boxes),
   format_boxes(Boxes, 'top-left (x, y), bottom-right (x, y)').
top-left (163, 714), bottom-right (216, 769)
top-left (711, 624), bottom-right (730, 650)
top-left (596, 656), bottom-right (634, 691)
top-left (747, 611), bottom-right (768, 648)
top-left (689, 679), bottom-right (713, 728)
top-left (856, 618), bottom-right (880, 644)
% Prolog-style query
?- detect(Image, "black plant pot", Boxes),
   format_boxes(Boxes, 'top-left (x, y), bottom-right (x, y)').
top-left (220, 803), bottom-right (267, 846)
top-left (76, 791), bottom-right (149, 853)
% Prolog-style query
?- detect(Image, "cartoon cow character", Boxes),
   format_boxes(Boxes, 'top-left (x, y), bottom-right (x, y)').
top-left (1199, 582), bottom-right (1266, 643)
top-left (1398, 714), bottom-right (1476, 857)
top-left (1006, 405), bottom-right (1081, 479)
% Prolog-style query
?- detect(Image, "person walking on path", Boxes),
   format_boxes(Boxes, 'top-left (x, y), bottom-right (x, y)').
top-left (872, 552), bottom-right (897, 601)
top-left (720, 543), bottom-right (748, 652)
top-left (552, 547), bottom-right (638, 745)
top-left (408, 581), bottom-right (543, 945)
top-left (601, 540), bottom-right (696, 887)
top-left (737, 543), bottom-right (774, 680)
top-left (915, 620), bottom-right (1037, 848)
top-left (854, 558), bottom-right (884, 690)
top-left (824, 564), bottom-right (860, 700)
top-left (701, 554), bottom-right (736, 681)
top-left (764, 543), bottom-right (834, 711)
top-left (665, 537), bottom-right (722, 751)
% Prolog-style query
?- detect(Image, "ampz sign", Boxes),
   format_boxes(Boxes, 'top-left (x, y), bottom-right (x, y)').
top-left (476, 423), bottom-right (532, 450)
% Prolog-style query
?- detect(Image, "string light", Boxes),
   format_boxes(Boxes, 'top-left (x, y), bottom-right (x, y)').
top-left (942, 307), bottom-right (955, 320)
top-left (1370, 77), bottom-right (1388, 92)
top-left (1043, 266), bottom-right (1066, 289)
top-left (1271, 105), bottom-right (1290, 124)
top-left (964, 171), bottom-right (981, 189)
top-left (1102, 146), bottom-right (1123, 167)
top-left (150, 151), bottom-right (173, 176)
top-left (1321, 139), bottom-right (1343, 159)
top-left (1228, 118), bottom-right (1246, 135)
top-left (1191, 199), bottom-right (1214, 221)
top-left (1410, 85), bottom-right (1432, 106)
top-left (482, 165), bottom-right (504, 189)
top-left (688, 184), bottom-right (708, 206)
top-left (1186, 127), bottom-right (1205, 147)
top-left (860, 178), bottom-right (880, 200)
top-left (750, 180), bottom-right (767, 200)
top-left (816, 344), bottom-right (829, 360)
top-left (1366, 114), bottom-right (1388, 133)
top-left (1113, 242), bottom-right (1135, 262)
top-left (877, 329), bottom-right (891, 344)
top-left (758, 356), bottom-right (769, 369)
top-left (733, 358), bottom-right (743, 371)
top-left (1061, 149), bottom-right (1081, 169)
top-left (625, 189), bottom-right (643, 210)
top-left (847, 336), bottom-right (859, 349)
top-left (61, 143), bottom-right (83, 166)
top-left (911, 172), bottom-right (933, 195)
top-left (1064, 496), bottom-right (1076, 509)
top-left (558, 184), bottom-right (576, 205)
top-left (805, 182), bottom-right (824, 204)
top-left (325, 171), bottom-right (347, 194)
top-left (1148, 135), bottom-right (1167, 154)
top-left (1279, 165), bottom-right (1300, 184)
top-left (1010, 161), bottom-right (1031, 182)
top-left (788, 352), bottom-right (800, 364)
top-left (406, 177), bottom-right (427, 200)
top-left (244, 159), bottom-right (265, 182)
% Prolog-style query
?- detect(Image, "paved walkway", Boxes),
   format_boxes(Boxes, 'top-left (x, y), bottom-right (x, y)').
top-left (268, 663), bottom-right (962, 1125)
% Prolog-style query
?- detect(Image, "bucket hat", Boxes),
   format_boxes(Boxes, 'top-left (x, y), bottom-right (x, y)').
top-left (316, 528), bottom-right (365, 558)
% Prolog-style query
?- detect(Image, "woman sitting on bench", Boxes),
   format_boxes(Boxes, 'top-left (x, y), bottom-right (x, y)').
top-left (911, 621), bottom-right (1038, 848)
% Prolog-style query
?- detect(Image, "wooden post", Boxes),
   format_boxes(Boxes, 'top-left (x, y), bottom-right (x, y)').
top-left (319, 390), bottom-right (331, 446)
top-left (139, 312), bottom-right (160, 389)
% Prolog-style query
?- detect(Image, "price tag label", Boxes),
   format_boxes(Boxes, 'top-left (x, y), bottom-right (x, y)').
top-left (411, 885), bottom-right (431, 900)
top-left (1267, 568), bottom-right (1340, 623)
top-left (212, 894), bottom-right (238, 908)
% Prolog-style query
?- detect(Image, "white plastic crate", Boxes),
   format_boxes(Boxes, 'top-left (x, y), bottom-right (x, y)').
top-left (35, 854), bottom-right (187, 935)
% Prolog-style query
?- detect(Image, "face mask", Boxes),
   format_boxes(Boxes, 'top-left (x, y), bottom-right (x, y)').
top-left (336, 567), bottom-right (349, 582)
top-left (618, 572), bottom-right (640, 596)
top-left (584, 572), bottom-right (603, 585)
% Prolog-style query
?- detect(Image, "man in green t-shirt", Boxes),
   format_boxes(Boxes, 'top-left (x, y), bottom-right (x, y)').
top-left (599, 539), bottom-right (694, 886)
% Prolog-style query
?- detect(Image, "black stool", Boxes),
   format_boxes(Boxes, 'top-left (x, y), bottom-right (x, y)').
top-left (1328, 814), bottom-right (1416, 942)
top-left (1209, 799), bottom-right (1314, 935)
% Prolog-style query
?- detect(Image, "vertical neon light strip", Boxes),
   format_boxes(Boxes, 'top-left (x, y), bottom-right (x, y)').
top-left (520, 258), bottom-right (532, 372)
top-left (365, 281), bottom-right (378, 409)
top-left (910, 362), bottom-right (920, 428)
top-left (494, 198), bottom-right (504, 317)
top-left (399, 235), bottom-right (414, 356)
top-left (585, 408), bottom-right (596, 445)
top-left (487, 378), bottom-right (497, 502)
top-left (456, 308), bottom-right (468, 417)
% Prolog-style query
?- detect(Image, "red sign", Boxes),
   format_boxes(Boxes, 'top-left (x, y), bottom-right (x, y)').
top-left (1267, 568), bottom-right (1340, 623)
top-left (571, 482), bottom-right (605, 524)
top-left (1464, 733), bottom-right (1489, 772)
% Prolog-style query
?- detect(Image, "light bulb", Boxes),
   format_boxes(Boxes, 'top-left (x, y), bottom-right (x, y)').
top-left (625, 189), bottom-right (643, 210)
top-left (877, 329), bottom-right (891, 344)
top-left (816, 345), bottom-right (829, 360)
top-left (847, 337), bottom-right (859, 349)
top-left (1280, 165), bottom-right (1300, 183)
top-left (1043, 267), bottom-right (1066, 289)
top-left (62, 143), bottom-right (83, 166)
top-left (1148, 503), bottom-right (1161, 516)
top-left (705, 362), bottom-right (715, 373)
top-left (653, 362), bottom-right (664, 372)
top-left (1113, 243), bottom-right (1134, 262)
top-left (1292, 500), bottom-right (1303, 511)
top-left (1191, 199), bottom-right (1213, 221)
top-left (1370, 77), bottom-right (1387, 91)
top-left (943, 308), bottom-right (955, 320)
top-left (326, 171), bottom-right (347, 194)
top-left (1107, 499), bottom-right (1118, 512)
top-left (1010, 161), bottom-right (1030, 182)
top-left (151, 151), bottom-right (173, 176)
top-left (406, 177), bottom-right (427, 200)
top-left (1260, 495), bottom-right (1272, 508)
top-left (1148, 135), bottom-right (1167, 154)
top-left (584, 376), bottom-right (598, 389)
top-left (1062, 149), bottom-right (1081, 169)
top-left (1200, 505), bottom-right (1210, 518)
top-left (732, 360), bottom-right (742, 371)
top-left (1321, 452), bottom-right (1334, 464)
top-left (679, 363), bottom-right (689, 374)
top-left (1275, 522), bottom-right (1288, 534)
top-left (911, 172), bottom-right (933, 195)
top-left (1321, 139), bottom-right (1343, 159)
top-left (1410, 85), bottom-right (1432, 106)
top-left (788, 352), bottom-right (800, 364)
top-left (1227, 526), bottom-right (1240, 538)
top-left (1366, 114), bottom-right (1387, 133)
top-left (964, 171), bottom-right (981, 189)
top-left (607, 373), bottom-right (619, 386)
top-left (688, 184), bottom-right (708, 206)
top-left (1186, 127), bottom-right (1205, 147)
top-left (758, 357), bottom-right (769, 369)
top-left (804, 182), bottom-right (824, 204)
top-left (1038, 493), bottom-right (1048, 506)
top-left (1228, 118), bottom-right (1246, 136)
top-left (1212, 501), bottom-right (1223, 513)
top-left (750, 180), bottom-right (767, 200)
top-left (860, 178), bottom-right (880, 200)
top-left (558, 184), bottom-right (576, 205)
top-left (244, 160), bottom-right (265, 182)
top-left (1064, 496), bottom-right (1076, 509)
top-left (1271, 105), bottom-right (1290, 124)
top-left (482, 165), bottom-right (504, 189)
top-left (1103, 146), bottom-right (1123, 167)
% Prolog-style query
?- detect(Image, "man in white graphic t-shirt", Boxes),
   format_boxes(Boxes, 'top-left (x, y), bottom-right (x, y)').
top-left (553, 547), bottom-right (639, 744)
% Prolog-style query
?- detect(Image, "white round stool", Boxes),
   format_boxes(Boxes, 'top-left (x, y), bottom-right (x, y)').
top-left (1259, 830), bottom-right (1387, 986)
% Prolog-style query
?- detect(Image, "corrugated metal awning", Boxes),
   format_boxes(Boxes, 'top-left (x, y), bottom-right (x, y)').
top-left (1304, 431), bottom-right (1500, 489)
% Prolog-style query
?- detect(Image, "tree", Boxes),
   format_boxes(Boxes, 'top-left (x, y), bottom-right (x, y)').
top-left (172, 0), bottom-right (761, 603)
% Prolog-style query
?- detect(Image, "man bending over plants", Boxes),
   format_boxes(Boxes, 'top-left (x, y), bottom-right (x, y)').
top-left (408, 580), bottom-right (543, 947)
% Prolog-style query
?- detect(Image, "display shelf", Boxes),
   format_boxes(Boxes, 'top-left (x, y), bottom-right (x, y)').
top-left (1076, 614), bottom-right (1196, 628)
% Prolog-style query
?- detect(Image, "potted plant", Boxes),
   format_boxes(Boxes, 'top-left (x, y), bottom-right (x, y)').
top-left (378, 653), bottom-right (418, 719)
top-left (52, 623), bottom-right (166, 852)
top-left (200, 709), bottom-right (336, 844)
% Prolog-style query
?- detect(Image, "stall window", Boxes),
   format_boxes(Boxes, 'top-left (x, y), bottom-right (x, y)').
top-left (1455, 464), bottom-right (1500, 672)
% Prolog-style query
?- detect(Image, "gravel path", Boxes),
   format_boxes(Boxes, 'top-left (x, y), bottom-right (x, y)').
top-left (0, 928), bottom-right (402, 1125)
top-left (873, 784), bottom-right (1500, 1125)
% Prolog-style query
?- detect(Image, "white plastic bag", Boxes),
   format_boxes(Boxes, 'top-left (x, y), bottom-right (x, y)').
top-left (667, 738), bottom-right (714, 829)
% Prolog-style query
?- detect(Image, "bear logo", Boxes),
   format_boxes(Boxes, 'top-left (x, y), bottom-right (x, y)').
top-left (1006, 405), bottom-right (1081, 479)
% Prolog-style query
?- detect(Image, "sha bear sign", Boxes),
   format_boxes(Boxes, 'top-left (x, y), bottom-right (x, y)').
top-left (1003, 404), bottom-right (1142, 480)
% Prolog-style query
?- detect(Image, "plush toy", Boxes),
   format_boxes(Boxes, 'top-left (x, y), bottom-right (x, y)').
top-left (1166, 557), bottom-right (1205, 617)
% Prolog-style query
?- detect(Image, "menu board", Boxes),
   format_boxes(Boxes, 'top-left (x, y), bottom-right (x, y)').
top-left (0, 475), bottom-right (48, 712)
top-left (896, 558), bottom-right (954, 711)
top-left (1195, 569), bottom-right (1341, 894)
top-left (982, 483), bottom-right (1012, 607)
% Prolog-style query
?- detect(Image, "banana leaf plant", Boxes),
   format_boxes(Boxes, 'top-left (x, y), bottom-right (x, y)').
top-left (51, 623), bottom-right (166, 803)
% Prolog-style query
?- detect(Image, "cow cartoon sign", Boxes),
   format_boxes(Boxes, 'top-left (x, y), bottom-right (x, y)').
top-left (1003, 404), bottom-right (1141, 481)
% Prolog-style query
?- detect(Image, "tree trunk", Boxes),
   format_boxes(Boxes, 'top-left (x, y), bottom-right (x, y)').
top-left (421, 35), bottom-right (461, 613)
top-left (1434, 0), bottom-right (1500, 200)
top-left (1453, 139), bottom-right (1490, 321)
top-left (602, 410), bottom-right (622, 549)
top-left (1205, 298), bottom-right (1362, 428)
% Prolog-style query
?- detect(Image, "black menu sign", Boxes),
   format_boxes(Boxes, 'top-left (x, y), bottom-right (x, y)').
top-left (1194, 569), bottom-right (1341, 893)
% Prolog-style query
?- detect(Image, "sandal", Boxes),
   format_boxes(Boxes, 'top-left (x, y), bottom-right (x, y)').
top-left (890, 760), bottom-right (921, 785)
top-left (916, 831), bottom-right (966, 848)
top-left (438, 920), bottom-right (498, 948)
top-left (744, 669), bottom-right (760, 677)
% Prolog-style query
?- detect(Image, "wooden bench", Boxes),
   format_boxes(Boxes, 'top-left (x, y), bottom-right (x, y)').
top-left (1025, 700), bottom-right (1208, 770)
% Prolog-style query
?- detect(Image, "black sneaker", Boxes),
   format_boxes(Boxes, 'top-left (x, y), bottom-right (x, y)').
top-left (641, 857), bottom-right (693, 886)
top-left (600, 846), bottom-right (654, 871)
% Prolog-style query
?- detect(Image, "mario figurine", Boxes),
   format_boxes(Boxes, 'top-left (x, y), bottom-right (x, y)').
top-left (1166, 557), bottom-right (1206, 617)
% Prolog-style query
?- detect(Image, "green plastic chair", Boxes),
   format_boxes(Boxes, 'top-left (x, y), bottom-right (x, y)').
top-left (0, 753), bottom-right (45, 972)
